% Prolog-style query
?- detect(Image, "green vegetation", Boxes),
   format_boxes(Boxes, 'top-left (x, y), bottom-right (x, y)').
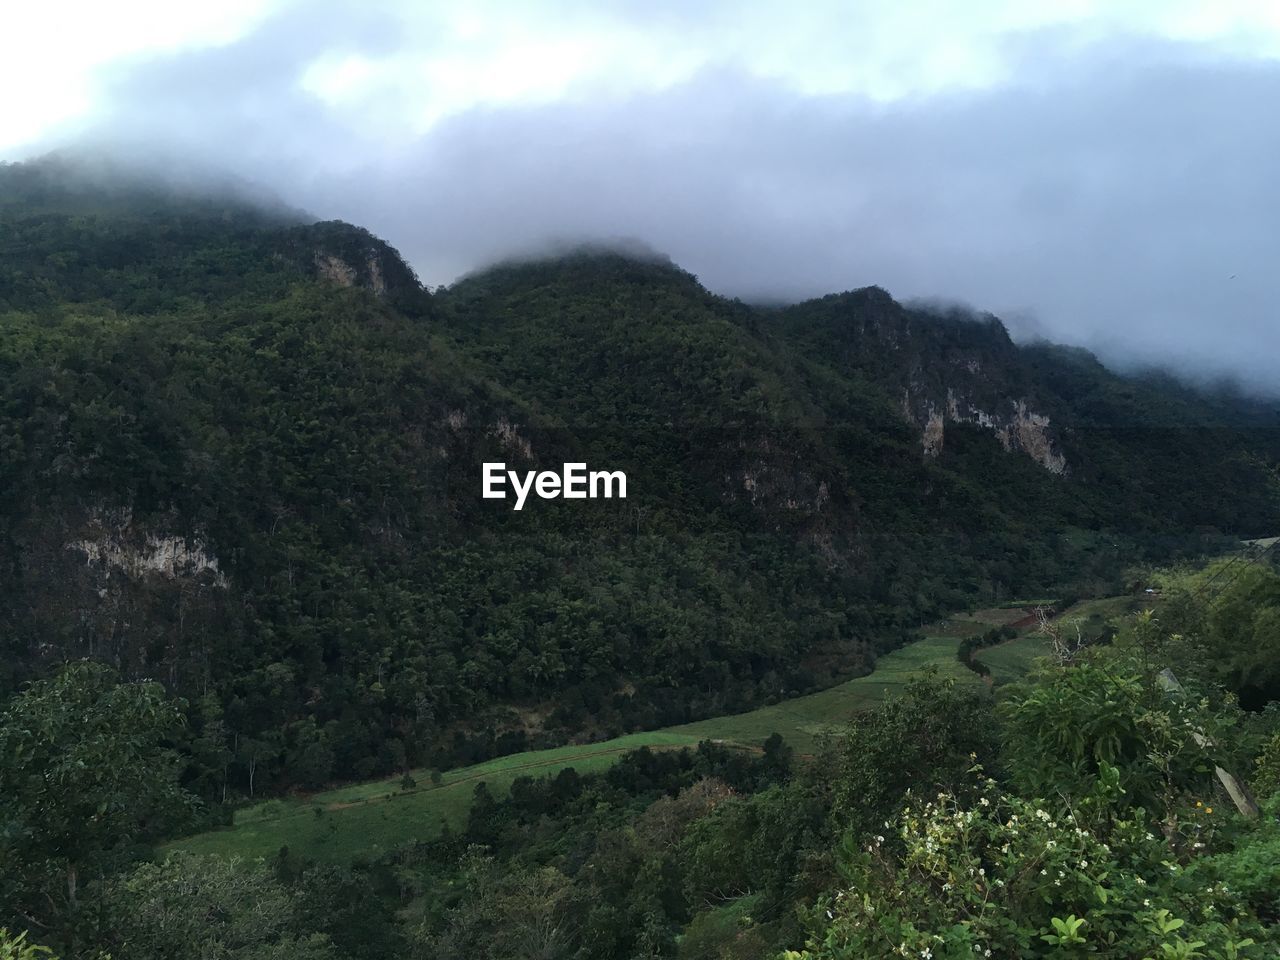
top-left (164, 634), bottom-right (959, 859)
top-left (171, 593), bottom-right (1156, 865)
top-left (3, 159), bottom-right (1280, 959)
top-left (171, 733), bottom-right (704, 863)
top-left (8, 560), bottom-right (1280, 957)
top-left (3, 158), bottom-right (1277, 808)
top-left (171, 633), bottom-right (991, 863)
top-left (0, 663), bottom-right (192, 948)
top-left (674, 636), bottom-right (982, 752)
top-left (972, 633), bottom-right (1049, 683)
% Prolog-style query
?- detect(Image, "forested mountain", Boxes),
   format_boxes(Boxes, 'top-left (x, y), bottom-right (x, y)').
top-left (2, 156), bottom-right (1279, 802)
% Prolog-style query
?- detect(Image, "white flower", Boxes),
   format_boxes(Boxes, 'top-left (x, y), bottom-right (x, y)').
top-left (921, 949), bottom-right (932, 959)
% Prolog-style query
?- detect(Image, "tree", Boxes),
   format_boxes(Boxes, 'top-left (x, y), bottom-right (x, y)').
top-left (0, 663), bottom-right (193, 942)
top-left (999, 648), bottom-right (1224, 814)
top-left (412, 852), bottom-right (581, 960)
top-left (102, 853), bottom-right (338, 960)
top-left (826, 673), bottom-right (999, 835)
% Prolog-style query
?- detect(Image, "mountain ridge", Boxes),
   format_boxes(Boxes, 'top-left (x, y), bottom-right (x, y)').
top-left (1, 159), bottom-right (1277, 796)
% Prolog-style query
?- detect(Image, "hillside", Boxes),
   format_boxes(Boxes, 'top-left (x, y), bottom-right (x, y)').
top-left (2, 157), bottom-right (1279, 803)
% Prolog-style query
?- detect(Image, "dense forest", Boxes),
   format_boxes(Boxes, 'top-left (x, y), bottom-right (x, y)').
top-left (2, 157), bottom-right (1277, 797)
top-left (2, 156), bottom-right (1280, 957)
top-left (5, 558), bottom-right (1280, 958)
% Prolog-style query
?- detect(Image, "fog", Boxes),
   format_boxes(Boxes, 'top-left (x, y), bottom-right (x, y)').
top-left (6, 2), bottom-right (1279, 392)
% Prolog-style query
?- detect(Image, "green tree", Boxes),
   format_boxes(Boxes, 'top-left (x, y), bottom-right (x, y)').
top-left (826, 673), bottom-right (999, 835)
top-left (102, 853), bottom-right (337, 960)
top-left (0, 663), bottom-right (193, 940)
top-left (999, 649), bottom-right (1223, 814)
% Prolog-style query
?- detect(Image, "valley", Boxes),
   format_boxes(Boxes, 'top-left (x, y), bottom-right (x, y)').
top-left (169, 593), bottom-right (1146, 864)
top-left (3, 157), bottom-right (1279, 960)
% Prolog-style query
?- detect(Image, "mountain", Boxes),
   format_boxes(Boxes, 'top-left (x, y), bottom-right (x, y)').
top-left (2, 156), bottom-right (1278, 795)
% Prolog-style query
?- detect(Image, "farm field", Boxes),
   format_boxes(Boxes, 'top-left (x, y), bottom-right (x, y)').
top-left (974, 634), bottom-right (1050, 684)
top-left (170, 732), bottom-right (705, 863)
top-left (671, 635), bottom-right (981, 752)
top-left (971, 594), bottom-right (1154, 683)
top-left (168, 637), bottom-right (984, 863)
top-left (169, 596), bottom-right (1142, 864)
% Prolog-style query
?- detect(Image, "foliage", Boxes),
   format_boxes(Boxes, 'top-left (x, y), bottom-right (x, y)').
top-left (4, 157), bottom-right (1276, 808)
top-left (999, 647), bottom-right (1225, 814)
top-left (100, 853), bottom-right (338, 960)
top-left (1255, 732), bottom-right (1280, 800)
top-left (2, 158), bottom-right (1280, 960)
top-left (826, 675), bottom-right (1000, 836)
top-left (787, 765), bottom-right (1270, 959)
top-left (1159, 564), bottom-right (1280, 707)
top-left (0, 930), bottom-right (54, 960)
top-left (0, 663), bottom-right (193, 941)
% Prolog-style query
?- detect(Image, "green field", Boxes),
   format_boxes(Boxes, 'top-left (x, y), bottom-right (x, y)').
top-left (170, 600), bottom-right (1135, 864)
top-left (671, 635), bottom-right (980, 752)
top-left (168, 638), bottom-right (981, 863)
top-left (974, 634), bottom-right (1050, 684)
top-left (170, 732), bottom-right (705, 863)
top-left (971, 594), bottom-right (1150, 684)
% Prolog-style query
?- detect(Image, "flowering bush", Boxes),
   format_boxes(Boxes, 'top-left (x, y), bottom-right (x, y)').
top-left (787, 763), bottom-right (1270, 959)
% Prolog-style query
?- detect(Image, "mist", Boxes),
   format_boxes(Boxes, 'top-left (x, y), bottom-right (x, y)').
top-left (7, 3), bottom-right (1279, 393)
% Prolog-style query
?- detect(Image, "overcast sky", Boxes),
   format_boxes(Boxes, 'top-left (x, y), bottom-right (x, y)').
top-left (3, 1), bottom-right (1278, 391)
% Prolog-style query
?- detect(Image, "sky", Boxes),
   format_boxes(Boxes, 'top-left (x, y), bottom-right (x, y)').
top-left (3, 0), bottom-right (1278, 391)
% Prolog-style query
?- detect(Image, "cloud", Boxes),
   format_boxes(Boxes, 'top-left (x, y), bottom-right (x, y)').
top-left (8, 3), bottom-right (1280, 392)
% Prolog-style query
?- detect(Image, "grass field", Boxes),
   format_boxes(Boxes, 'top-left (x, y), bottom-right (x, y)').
top-left (170, 732), bottom-right (706, 863)
top-left (169, 598), bottom-right (1135, 864)
top-left (169, 637), bottom-right (982, 863)
top-left (974, 634), bottom-right (1050, 685)
top-left (671, 635), bottom-right (980, 753)
top-left (971, 594), bottom-right (1149, 684)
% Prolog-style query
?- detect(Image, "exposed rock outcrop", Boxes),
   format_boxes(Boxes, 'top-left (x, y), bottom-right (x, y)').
top-left (66, 507), bottom-right (228, 586)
